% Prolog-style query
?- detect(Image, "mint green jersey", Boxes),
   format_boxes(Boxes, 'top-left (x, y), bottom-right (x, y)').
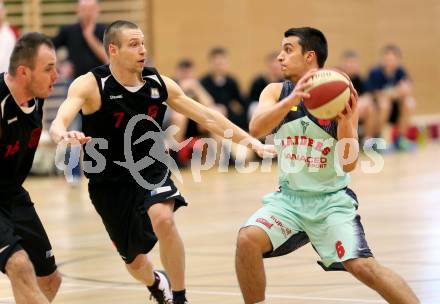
top-left (274, 81), bottom-right (350, 193)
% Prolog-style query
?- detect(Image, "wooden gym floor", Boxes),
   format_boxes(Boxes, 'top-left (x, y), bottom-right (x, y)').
top-left (1, 143), bottom-right (439, 303)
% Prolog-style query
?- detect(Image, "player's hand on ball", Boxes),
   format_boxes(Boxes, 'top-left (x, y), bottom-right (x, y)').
top-left (284, 68), bottom-right (317, 107)
top-left (337, 92), bottom-right (358, 122)
top-left (60, 131), bottom-right (92, 145)
top-left (332, 68), bottom-right (359, 99)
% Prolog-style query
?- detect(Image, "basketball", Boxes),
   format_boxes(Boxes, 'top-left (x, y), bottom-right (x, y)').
top-left (303, 69), bottom-right (352, 119)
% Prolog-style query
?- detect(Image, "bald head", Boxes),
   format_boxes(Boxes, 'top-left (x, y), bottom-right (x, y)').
top-left (78, 0), bottom-right (98, 8)
top-left (77, 0), bottom-right (99, 23)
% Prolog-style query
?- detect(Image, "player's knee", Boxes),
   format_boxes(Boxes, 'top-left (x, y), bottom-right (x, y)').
top-left (237, 227), bottom-right (268, 254)
top-left (344, 258), bottom-right (378, 285)
top-left (5, 250), bottom-right (35, 277)
top-left (152, 213), bottom-right (175, 236)
top-left (38, 271), bottom-right (62, 294)
top-left (127, 254), bottom-right (146, 271)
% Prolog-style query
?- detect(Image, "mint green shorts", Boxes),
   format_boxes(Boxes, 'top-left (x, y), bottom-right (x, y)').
top-left (243, 188), bottom-right (373, 270)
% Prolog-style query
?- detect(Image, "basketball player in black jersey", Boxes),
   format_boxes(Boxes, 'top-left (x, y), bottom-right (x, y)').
top-left (50, 20), bottom-right (272, 304)
top-left (0, 33), bottom-right (61, 303)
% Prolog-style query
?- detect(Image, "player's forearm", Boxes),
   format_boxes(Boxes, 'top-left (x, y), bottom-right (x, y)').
top-left (337, 120), bottom-right (359, 172)
top-left (337, 119), bottom-right (358, 141)
top-left (249, 98), bottom-right (296, 138)
top-left (204, 108), bottom-right (261, 147)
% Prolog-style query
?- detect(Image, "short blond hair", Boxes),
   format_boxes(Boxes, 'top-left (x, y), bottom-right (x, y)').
top-left (103, 20), bottom-right (139, 56)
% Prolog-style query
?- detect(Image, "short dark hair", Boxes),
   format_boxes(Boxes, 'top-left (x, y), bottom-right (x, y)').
top-left (382, 44), bottom-right (401, 57)
top-left (8, 32), bottom-right (54, 76)
top-left (284, 27), bottom-right (328, 68)
top-left (103, 20), bottom-right (139, 56)
top-left (177, 59), bottom-right (193, 69)
top-left (209, 47), bottom-right (227, 59)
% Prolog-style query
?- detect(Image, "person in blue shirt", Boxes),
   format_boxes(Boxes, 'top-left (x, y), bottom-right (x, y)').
top-left (367, 45), bottom-right (415, 150)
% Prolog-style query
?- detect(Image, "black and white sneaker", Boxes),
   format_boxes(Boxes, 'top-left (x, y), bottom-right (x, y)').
top-left (148, 270), bottom-right (173, 304)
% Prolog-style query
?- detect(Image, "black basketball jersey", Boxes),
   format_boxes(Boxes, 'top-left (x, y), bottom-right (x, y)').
top-left (83, 65), bottom-right (170, 184)
top-left (276, 80), bottom-right (338, 139)
top-left (0, 73), bottom-right (44, 195)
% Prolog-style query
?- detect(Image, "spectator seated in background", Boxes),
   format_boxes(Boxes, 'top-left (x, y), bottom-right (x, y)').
top-left (338, 50), bottom-right (376, 146)
top-left (248, 52), bottom-right (283, 125)
top-left (169, 59), bottom-right (216, 166)
top-left (201, 47), bottom-right (253, 165)
top-left (367, 44), bottom-right (416, 151)
top-left (200, 47), bottom-right (247, 129)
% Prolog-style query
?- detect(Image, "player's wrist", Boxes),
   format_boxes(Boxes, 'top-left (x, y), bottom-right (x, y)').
top-left (49, 125), bottom-right (66, 144)
top-left (281, 95), bottom-right (299, 111)
top-left (339, 125), bottom-right (357, 139)
top-left (245, 135), bottom-right (260, 148)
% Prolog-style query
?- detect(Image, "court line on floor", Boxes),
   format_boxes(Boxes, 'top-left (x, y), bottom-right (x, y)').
top-left (0, 282), bottom-right (117, 302)
top-left (0, 281), bottom-right (386, 303)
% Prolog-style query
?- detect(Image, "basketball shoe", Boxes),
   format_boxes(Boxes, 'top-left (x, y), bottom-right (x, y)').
top-left (148, 270), bottom-right (173, 304)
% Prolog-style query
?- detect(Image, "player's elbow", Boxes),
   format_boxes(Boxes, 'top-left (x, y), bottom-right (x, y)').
top-left (249, 119), bottom-right (264, 139)
top-left (249, 122), bottom-right (258, 137)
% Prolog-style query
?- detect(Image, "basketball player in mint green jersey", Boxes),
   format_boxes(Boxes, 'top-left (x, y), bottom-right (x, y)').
top-left (235, 27), bottom-right (419, 304)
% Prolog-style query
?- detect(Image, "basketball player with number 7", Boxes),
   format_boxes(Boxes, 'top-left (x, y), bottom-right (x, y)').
top-left (50, 20), bottom-right (275, 304)
top-left (235, 27), bottom-right (419, 304)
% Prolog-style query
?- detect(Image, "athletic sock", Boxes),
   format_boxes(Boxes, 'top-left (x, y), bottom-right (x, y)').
top-left (173, 289), bottom-right (187, 303)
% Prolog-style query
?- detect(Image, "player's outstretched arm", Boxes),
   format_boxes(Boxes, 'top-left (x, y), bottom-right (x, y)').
top-left (50, 73), bottom-right (95, 145)
top-left (162, 75), bottom-right (275, 157)
top-left (250, 70), bottom-right (315, 138)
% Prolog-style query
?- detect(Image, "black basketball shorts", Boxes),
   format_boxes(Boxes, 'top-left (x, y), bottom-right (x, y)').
top-left (88, 178), bottom-right (187, 264)
top-left (0, 189), bottom-right (57, 276)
